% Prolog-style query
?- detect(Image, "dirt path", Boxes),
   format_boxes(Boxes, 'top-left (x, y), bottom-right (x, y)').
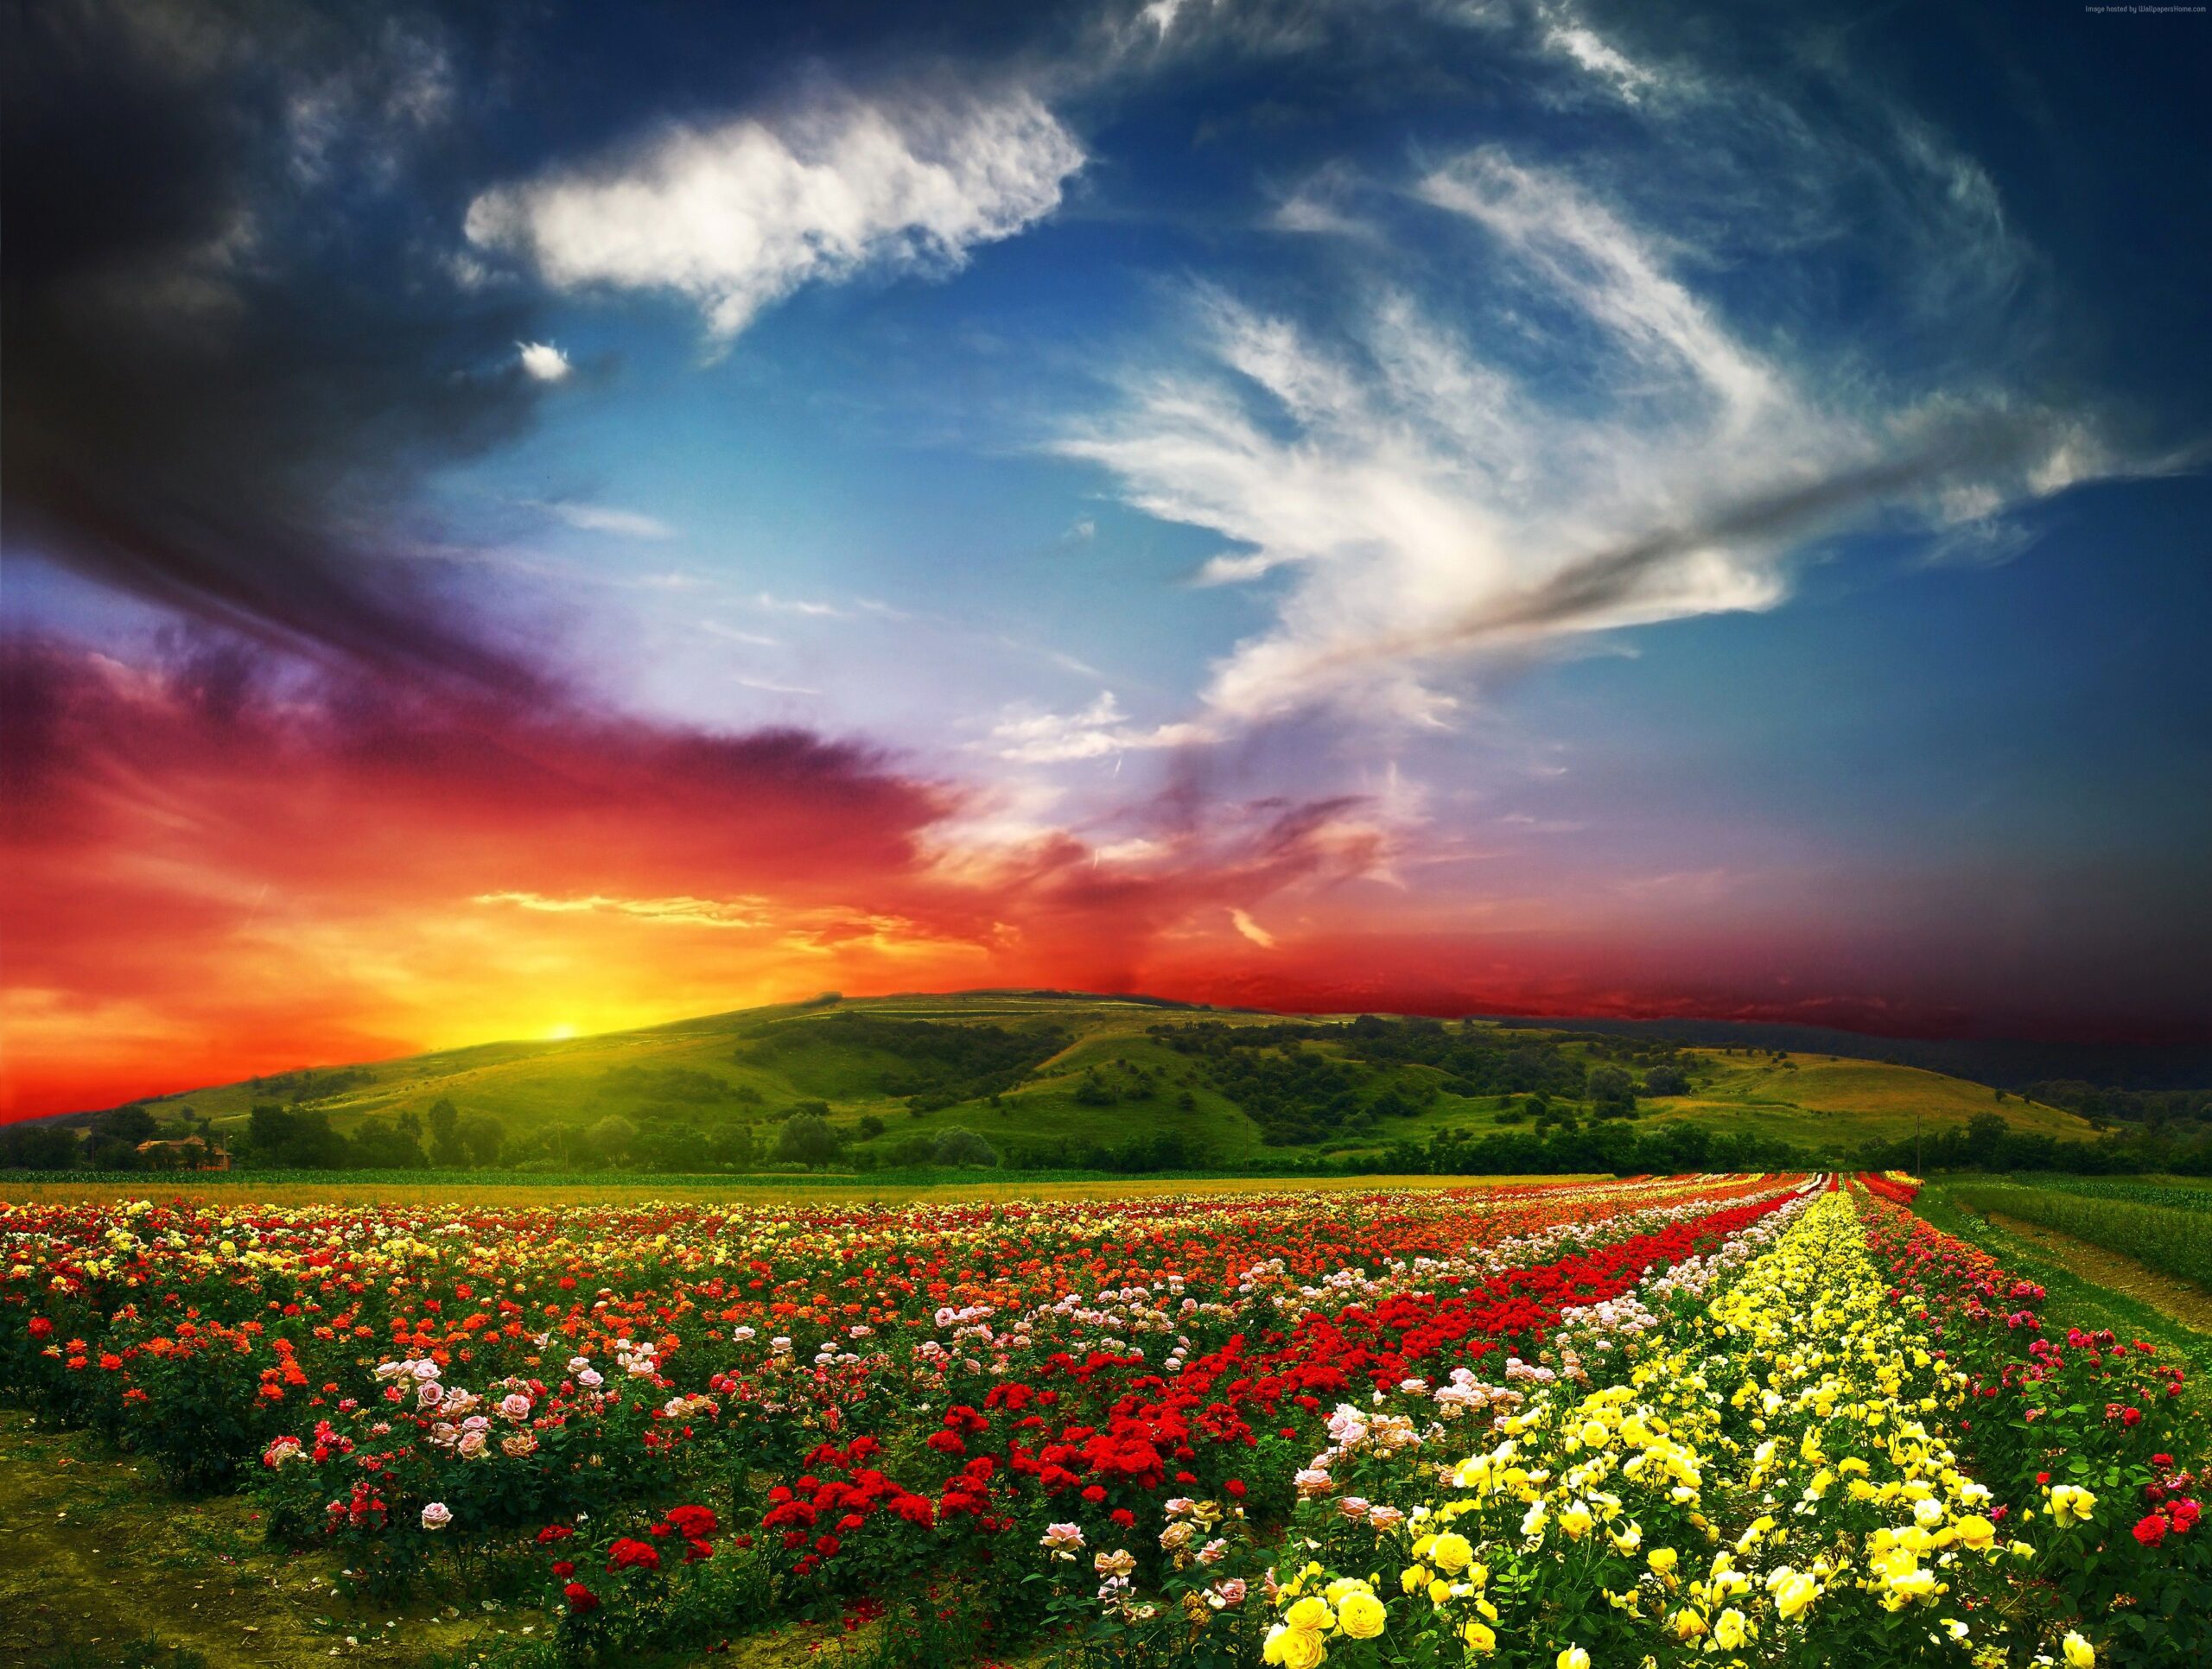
top-left (1980, 1212), bottom-right (2212, 1334)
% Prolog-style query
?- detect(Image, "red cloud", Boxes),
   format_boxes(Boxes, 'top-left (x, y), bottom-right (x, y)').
top-left (1, 634), bottom-right (974, 1115)
top-left (0, 635), bottom-right (1391, 1116)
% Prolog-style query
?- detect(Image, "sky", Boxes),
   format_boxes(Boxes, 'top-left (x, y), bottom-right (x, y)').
top-left (3, 0), bottom-right (2209, 1119)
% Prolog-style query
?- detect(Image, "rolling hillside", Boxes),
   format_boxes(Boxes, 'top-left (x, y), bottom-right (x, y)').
top-left (111, 990), bottom-right (2102, 1169)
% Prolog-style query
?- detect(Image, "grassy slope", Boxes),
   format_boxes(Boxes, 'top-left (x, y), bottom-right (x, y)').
top-left (125, 991), bottom-right (2101, 1164)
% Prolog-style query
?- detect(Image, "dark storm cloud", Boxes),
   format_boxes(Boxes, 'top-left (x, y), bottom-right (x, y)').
top-left (0, 1), bottom-right (556, 688)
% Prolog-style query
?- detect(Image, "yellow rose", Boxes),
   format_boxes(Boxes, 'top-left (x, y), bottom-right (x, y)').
top-left (2063, 1632), bottom-right (2095, 1668)
top-left (1263, 1624), bottom-right (1329, 1669)
top-left (1461, 1621), bottom-right (1497, 1654)
top-left (2048, 1485), bottom-right (2096, 1527)
top-left (1772, 1571), bottom-right (1817, 1621)
top-left (1953, 1514), bottom-right (1995, 1551)
top-left (1400, 1564), bottom-right (1429, 1595)
top-left (1672, 1608), bottom-right (1707, 1640)
top-left (1336, 1591), bottom-right (1385, 1640)
top-left (1428, 1533), bottom-right (1474, 1575)
top-left (1282, 1596), bottom-right (1333, 1634)
top-left (1648, 1547), bottom-right (1678, 1576)
top-left (1713, 1608), bottom-right (1748, 1649)
top-left (1557, 1647), bottom-right (1590, 1669)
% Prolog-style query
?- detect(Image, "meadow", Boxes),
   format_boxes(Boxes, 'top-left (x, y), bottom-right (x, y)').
top-left (6, 1171), bottom-right (2208, 1668)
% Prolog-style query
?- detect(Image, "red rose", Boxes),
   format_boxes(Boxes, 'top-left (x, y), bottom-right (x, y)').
top-left (550, 1560), bottom-right (575, 1578)
top-left (563, 1582), bottom-right (600, 1613)
top-left (607, 1537), bottom-right (661, 1572)
top-left (2133, 1514), bottom-right (2167, 1547)
top-left (1226, 1479), bottom-right (1247, 1499)
top-left (665, 1504), bottom-right (719, 1540)
top-left (1110, 1508), bottom-right (1135, 1528)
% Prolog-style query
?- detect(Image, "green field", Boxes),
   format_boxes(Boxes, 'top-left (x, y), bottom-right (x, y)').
top-left (99, 990), bottom-right (2098, 1169)
top-left (1982, 1173), bottom-right (2212, 1211)
top-left (1944, 1176), bottom-right (2212, 1296)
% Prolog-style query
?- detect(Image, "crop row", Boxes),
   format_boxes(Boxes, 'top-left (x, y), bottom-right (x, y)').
top-left (1946, 1180), bottom-right (2212, 1294)
top-left (1992, 1174), bottom-right (2212, 1215)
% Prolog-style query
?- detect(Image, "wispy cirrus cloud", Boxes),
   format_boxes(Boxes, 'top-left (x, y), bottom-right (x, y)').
top-left (986, 691), bottom-right (1208, 764)
top-left (1062, 137), bottom-right (2108, 727)
top-left (531, 500), bottom-right (677, 539)
top-left (1228, 906), bottom-right (1277, 948)
top-left (473, 890), bottom-right (772, 929)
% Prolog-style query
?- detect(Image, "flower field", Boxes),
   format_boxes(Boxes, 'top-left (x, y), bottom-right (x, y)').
top-left (4, 1173), bottom-right (2207, 1667)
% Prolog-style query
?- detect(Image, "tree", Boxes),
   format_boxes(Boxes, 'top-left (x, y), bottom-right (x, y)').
top-left (857, 1114), bottom-right (887, 1140)
top-left (709, 1124), bottom-right (755, 1171)
top-left (247, 1103), bottom-right (299, 1160)
top-left (283, 1110), bottom-right (350, 1169)
top-left (586, 1115), bottom-right (638, 1165)
top-left (427, 1099), bottom-right (465, 1167)
top-left (87, 1133), bottom-right (146, 1170)
top-left (772, 1113), bottom-right (842, 1170)
top-left (1587, 1066), bottom-right (1637, 1120)
top-left (94, 1104), bottom-right (159, 1145)
top-left (1964, 1111), bottom-right (2009, 1170)
top-left (1, 1123), bottom-right (79, 1170)
top-left (1642, 1064), bottom-right (1690, 1097)
top-left (461, 1115), bottom-right (505, 1167)
top-left (350, 1116), bottom-right (425, 1169)
top-left (931, 1126), bottom-right (1001, 1169)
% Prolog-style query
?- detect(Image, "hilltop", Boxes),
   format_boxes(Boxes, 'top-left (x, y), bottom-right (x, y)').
top-left (97, 989), bottom-right (2101, 1171)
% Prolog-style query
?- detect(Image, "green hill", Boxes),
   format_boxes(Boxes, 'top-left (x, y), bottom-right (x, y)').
top-left (118, 990), bottom-right (2101, 1170)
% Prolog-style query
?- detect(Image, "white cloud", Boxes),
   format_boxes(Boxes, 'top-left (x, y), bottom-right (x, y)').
top-left (1228, 906), bottom-right (1276, 948)
top-left (753, 591), bottom-right (852, 618)
top-left (466, 87), bottom-right (1083, 346)
top-left (518, 340), bottom-right (571, 381)
top-left (700, 620), bottom-right (781, 647)
top-left (1538, 8), bottom-right (1660, 102)
top-left (986, 691), bottom-right (1210, 763)
top-left (537, 500), bottom-right (674, 538)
